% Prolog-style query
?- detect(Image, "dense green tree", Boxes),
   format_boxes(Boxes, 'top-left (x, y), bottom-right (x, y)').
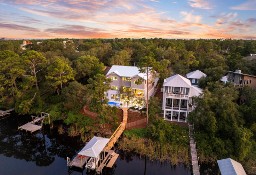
top-left (73, 55), bottom-right (104, 80)
top-left (22, 50), bottom-right (47, 90)
top-left (86, 74), bottom-right (111, 112)
top-left (148, 97), bottom-right (161, 123)
top-left (46, 57), bottom-right (75, 94)
top-left (189, 83), bottom-right (254, 162)
top-left (62, 81), bottom-right (87, 111)
top-left (0, 51), bottom-right (22, 95)
top-left (109, 50), bottom-right (132, 66)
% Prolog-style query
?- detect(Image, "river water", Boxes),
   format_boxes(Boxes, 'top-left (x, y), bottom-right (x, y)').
top-left (0, 114), bottom-right (193, 175)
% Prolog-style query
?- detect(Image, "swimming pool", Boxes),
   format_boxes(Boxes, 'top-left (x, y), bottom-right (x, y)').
top-left (108, 101), bottom-right (121, 107)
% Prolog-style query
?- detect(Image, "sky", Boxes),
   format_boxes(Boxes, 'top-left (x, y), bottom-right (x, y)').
top-left (0, 0), bottom-right (256, 39)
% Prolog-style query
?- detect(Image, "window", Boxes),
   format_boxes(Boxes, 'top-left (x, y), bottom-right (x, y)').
top-left (134, 78), bottom-right (143, 85)
top-left (185, 88), bottom-right (189, 95)
top-left (111, 94), bottom-right (115, 99)
top-left (181, 100), bottom-right (187, 109)
top-left (122, 77), bottom-right (131, 81)
top-left (111, 86), bottom-right (118, 90)
top-left (173, 87), bottom-right (180, 94)
top-left (192, 79), bottom-right (195, 83)
top-left (166, 98), bottom-right (172, 107)
top-left (111, 76), bottom-right (117, 81)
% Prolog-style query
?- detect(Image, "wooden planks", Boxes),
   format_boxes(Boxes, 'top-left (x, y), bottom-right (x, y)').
top-left (18, 123), bottom-right (42, 133)
top-left (18, 115), bottom-right (46, 133)
top-left (68, 155), bottom-right (89, 169)
top-left (0, 108), bottom-right (14, 117)
top-left (96, 150), bottom-right (119, 174)
top-left (106, 152), bottom-right (119, 168)
top-left (189, 124), bottom-right (200, 175)
top-left (104, 107), bottom-right (128, 151)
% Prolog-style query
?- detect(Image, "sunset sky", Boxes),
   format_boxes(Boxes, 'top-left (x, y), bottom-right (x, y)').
top-left (0, 0), bottom-right (256, 39)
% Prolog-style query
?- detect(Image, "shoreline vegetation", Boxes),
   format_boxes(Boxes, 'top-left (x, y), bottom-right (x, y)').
top-left (1, 39), bottom-right (256, 174)
top-left (119, 127), bottom-right (190, 165)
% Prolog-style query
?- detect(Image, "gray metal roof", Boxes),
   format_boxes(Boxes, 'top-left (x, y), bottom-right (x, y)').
top-left (217, 158), bottom-right (247, 175)
top-left (163, 74), bottom-right (191, 88)
top-left (78, 136), bottom-right (110, 158)
top-left (186, 70), bottom-right (206, 79)
top-left (106, 65), bottom-right (148, 79)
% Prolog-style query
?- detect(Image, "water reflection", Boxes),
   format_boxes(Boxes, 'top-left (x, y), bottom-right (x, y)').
top-left (0, 114), bottom-right (191, 175)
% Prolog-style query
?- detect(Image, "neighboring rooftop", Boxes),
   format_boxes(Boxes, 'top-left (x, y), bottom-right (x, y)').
top-left (163, 74), bottom-right (191, 88)
top-left (217, 158), bottom-right (247, 175)
top-left (228, 70), bottom-right (256, 78)
top-left (106, 65), bottom-right (148, 79)
top-left (78, 136), bottom-right (110, 158)
top-left (186, 70), bottom-right (206, 79)
top-left (190, 86), bottom-right (203, 97)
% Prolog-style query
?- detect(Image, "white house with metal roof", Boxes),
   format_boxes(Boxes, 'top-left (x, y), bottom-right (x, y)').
top-left (106, 65), bottom-right (158, 108)
top-left (162, 74), bottom-right (202, 122)
top-left (186, 70), bottom-right (206, 86)
top-left (217, 158), bottom-right (247, 175)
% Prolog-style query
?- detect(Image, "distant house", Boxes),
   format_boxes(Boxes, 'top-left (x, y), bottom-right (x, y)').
top-left (20, 40), bottom-right (33, 50)
top-left (217, 158), bottom-right (246, 175)
top-left (162, 74), bottom-right (202, 122)
top-left (186, 70), bottom-right (206, 86)
top-left (226, 69), bottom-right (256, 89)
top-left (106, 65), bottom-right (159, 108)
top-left (220, 75), bottom-right (228, 84)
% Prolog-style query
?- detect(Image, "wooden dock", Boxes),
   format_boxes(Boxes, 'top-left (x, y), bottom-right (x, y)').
top-left (0, 108), bottom-right (14, 117)
top-left (106, 152), bottom-right (119, 168)
top-left (67, 155), bottom-right (89, 169)
top-left (18, 112), bottom-right (49, 133)
top-left (104, 107), bottom-right (128, 151)
top-left (96, 150), bottom-right (119, 174)
top-left (189, 124), bottom-right (200, 175)
top-left (66, 107), bottom-right (126, 174)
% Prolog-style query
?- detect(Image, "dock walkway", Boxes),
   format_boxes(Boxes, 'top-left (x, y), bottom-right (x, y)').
top-left (189, 124), bottom-right (200, 175)
top-left (104, 107), bottom-right (128, 151)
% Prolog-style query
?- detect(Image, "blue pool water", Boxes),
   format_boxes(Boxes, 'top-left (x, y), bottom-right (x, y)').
top-left (108, 101), bottom-right (121, 107)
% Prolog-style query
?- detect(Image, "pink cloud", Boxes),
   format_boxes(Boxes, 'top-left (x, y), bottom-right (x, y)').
top-left (231, 0), bottom-right (256, 10)
top-left (188, 0), bottom-right (212, 9)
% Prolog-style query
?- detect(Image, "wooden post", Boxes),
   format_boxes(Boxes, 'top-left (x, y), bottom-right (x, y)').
top-left (146, 67), bottom-right (149, 125)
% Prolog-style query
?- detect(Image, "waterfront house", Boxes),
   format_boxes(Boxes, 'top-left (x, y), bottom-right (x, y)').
top-left (186, 70), bottom-right (206, 86)
top-left (226, 69), bottom-right (256, 89)
top-left (106, 65), bottom-right (158, 108)
top-left (162, 74), bottom-right (202, 122)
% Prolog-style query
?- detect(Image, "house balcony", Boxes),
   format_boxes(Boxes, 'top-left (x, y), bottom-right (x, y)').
top-left (165, 93), bottom-right (189, 99)
top-left (165, 105), bottom-right (192, 111)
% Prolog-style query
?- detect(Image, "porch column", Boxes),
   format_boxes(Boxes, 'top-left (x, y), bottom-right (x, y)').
top-left (178, 99), bottom-right (181, 122)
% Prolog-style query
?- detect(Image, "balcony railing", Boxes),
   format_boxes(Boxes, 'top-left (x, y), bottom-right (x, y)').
top-left (165, 106), bottom-right (192, 111)
top-left (165, 93), bottom-right (189, 98)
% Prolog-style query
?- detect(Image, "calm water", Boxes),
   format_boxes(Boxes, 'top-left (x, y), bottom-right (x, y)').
top-left (0, 114), bottom-right (192, 175)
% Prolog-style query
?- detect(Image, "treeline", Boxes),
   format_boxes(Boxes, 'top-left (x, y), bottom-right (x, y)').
top-left (1, 39), bottom-right (256, 173)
